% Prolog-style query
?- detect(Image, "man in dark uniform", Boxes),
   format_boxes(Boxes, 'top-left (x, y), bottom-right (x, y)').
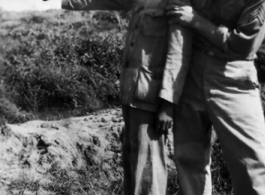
top-left (167, 0), bottom-right (265, 194)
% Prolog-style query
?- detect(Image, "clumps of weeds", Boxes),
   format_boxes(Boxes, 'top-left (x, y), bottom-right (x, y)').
top-left (167, 170), bottom-right (179, 195)
top-left (211, 139), bottom-right (233, 195)
top-left (7, 163), bottom-right (123, 195)
top-left (1, 10), bottom-right (126, 121)
top-left (8, 180), bottom-right (41, 195)
top-left (0, 97), bottom-right (33, 124)
top-left (44, 163), bottom-right (124, 195)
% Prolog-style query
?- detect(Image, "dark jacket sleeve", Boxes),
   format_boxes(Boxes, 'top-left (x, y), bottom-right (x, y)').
top-left (205, 0), bottom-right (265, 59)
top-left (225, 0), bottom-right (265, 58)
top-left (61, 0), bottom-right (134, 11)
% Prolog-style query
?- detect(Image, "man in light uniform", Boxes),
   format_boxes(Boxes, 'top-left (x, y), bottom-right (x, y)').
top-left (167, 0), bottom-right (265, 194)
top-left (43, 0), bottom-right (192, 194)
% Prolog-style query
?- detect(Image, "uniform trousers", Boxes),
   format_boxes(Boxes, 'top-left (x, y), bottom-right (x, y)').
top-left (174, 50), bottom-right (265, 195)
top-left (122, 105), bottom-right (168, 195)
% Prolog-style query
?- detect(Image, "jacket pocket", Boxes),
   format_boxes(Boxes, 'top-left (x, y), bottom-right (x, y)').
top-left (134, 67), bottom-right (163, 104)
top-left (140, 11), bottom-right (168, 37)
top-left (137, 12), bottom-right (168, 68)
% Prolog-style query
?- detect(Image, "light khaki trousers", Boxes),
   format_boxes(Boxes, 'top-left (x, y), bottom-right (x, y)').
top-left (122, 105), bottom-right (168, 195)
top-left (174, 51), bottom-right (265, 195)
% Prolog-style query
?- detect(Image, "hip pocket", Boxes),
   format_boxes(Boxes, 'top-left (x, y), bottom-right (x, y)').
top-left (219, 60), bottom-right (259, 90)
top-left (134, 67), bottom-right (163, 104)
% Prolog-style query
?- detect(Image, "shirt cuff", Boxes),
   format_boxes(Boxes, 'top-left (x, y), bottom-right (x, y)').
top-left (214, 25), bottom-right (229, 51)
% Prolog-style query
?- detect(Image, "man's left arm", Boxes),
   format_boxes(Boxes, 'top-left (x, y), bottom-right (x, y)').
top-left (43, 0), bottom-right (134, 11)
top-left (167, 0), bottom-right (265, 59)
top-left (61, 0), bottom-right (133, 11)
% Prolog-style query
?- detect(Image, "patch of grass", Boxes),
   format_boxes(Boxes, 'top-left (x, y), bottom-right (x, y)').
top-left (0, 10), bottom-right (126, 122)
top-left (167, 171), bottom-right (179, 195)
top-left (211, 140), bottom-right (233, 195)
top-left (8, 162), bottom-right (124, 195)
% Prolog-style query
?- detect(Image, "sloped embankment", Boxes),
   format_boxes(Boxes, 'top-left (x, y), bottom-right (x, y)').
top-left (0, 109), bottom-right (174, 195)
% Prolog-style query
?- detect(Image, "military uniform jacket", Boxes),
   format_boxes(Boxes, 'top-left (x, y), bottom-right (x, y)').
top-left (191, 0), bottom-right (265, 60)
top-left (61, 0), bottom-right (192, 112)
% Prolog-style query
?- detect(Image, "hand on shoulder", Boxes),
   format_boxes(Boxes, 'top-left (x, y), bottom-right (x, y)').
top-left (166, 0), bottom-right (199, 27)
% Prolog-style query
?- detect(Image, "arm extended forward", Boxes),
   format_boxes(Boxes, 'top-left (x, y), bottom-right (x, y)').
top-left (44, 0), bottom-right (134, 11)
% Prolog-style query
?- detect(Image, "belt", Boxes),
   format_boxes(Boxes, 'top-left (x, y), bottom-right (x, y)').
top-left (193, 44), bottom-right (255, 62)
top-left (193, 46), bottom-right (234, 62)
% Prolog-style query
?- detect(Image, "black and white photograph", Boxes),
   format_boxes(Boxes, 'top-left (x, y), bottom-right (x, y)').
top-left (1, 0), bottom-right (265, 195)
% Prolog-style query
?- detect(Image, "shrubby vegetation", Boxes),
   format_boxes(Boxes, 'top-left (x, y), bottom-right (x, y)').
top-left (1, 9), bottom-right (265, 195)
top-left (0, 10), bottom-right (125, 121)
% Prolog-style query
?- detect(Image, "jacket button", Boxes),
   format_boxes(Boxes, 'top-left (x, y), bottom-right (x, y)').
top-left (135, 24), bottom-right (138, 29)
top-left (207, 51), bottom-right (215, 56)
top-left (130, 42), bottom-right (134, 47)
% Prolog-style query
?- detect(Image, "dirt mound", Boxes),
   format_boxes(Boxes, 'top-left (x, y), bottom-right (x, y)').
top-left (0, 109), bottom-right (174, 195)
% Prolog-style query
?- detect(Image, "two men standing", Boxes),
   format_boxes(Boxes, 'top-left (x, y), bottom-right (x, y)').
top-left (45, 0), bottom-right (265, 194)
